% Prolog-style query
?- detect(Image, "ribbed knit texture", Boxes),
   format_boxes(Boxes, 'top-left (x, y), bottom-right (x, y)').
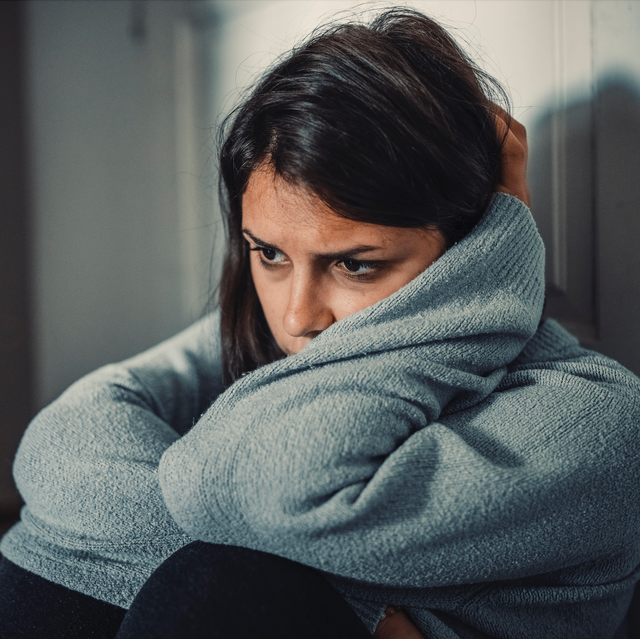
top-left (2, 194), bottom-right (640, 638)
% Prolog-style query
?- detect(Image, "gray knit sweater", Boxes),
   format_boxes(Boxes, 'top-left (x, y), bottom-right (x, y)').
top-left (3, 194), bottom-right (640, 638)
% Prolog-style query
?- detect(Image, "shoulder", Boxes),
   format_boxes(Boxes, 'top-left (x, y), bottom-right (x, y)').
top-left (502, 318), bottom-right (640, 405)
top-left (484, 319), bottom-right (640, 479)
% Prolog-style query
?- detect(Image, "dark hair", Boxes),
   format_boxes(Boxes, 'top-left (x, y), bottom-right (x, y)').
top-left (217, 8), bottom-right (509, 386)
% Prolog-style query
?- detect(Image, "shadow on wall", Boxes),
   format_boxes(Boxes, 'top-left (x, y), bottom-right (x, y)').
top-left (527, 77), bottom-right (640, 377)
top-left (528, 77), bottom-right (640, 635)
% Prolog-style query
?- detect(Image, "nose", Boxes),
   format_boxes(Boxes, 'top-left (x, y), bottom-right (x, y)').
top-left (282, 272), bottom-right (335, 338)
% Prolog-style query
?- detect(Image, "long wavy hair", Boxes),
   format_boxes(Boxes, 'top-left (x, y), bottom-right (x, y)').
top-left (216, 8), bottom-right (509, 387)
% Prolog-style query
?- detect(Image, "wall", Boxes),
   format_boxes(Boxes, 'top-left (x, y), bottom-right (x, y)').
top-left (0, 2), bottom-right (32, 515)
top-left (593, 1), bottom-right (640, 374)
top-left (26, 0), bottom-right (216, 409)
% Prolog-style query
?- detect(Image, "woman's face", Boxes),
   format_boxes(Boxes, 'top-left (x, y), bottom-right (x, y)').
top-left (242, 167), bottom-right (446, 355)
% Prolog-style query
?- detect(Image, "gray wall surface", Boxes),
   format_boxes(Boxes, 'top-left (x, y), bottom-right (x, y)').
top-left (27, 0), bottom-right (213, 409)
top-left (0, 2), bottom-right (32, 515)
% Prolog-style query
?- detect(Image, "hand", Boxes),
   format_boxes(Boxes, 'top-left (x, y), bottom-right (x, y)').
top-left (493, 105), bottom-right (531, 208)
top-left (373, 606), bottom-right (427, 639)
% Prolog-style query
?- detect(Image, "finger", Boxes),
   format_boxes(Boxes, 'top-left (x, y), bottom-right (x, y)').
top-left (501, 127), bottom-right (527, 169)
top-left (491, 103), bottom-right (528, 154)
top-left (506, 116), bottom-right (528, 155)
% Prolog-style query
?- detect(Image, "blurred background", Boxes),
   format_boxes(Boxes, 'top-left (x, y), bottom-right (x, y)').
top-left (1, 0), bottom-right (639, 527)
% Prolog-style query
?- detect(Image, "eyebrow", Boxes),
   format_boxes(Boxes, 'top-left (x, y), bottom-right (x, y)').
top-left (242, 229), bottom-right (381, 260)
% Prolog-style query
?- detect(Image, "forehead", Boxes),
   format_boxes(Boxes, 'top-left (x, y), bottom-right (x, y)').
top-left (242, 167), bottom-right (395, 245)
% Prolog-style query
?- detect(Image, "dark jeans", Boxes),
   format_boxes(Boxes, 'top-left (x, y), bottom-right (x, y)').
top-left (0, 542), bottom-right (372, 638)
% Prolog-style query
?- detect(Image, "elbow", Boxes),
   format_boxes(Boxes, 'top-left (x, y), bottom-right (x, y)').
top-left (159, 433), bottom-right (366, 545)
top-left (159, 438), bottom-right (216, 540)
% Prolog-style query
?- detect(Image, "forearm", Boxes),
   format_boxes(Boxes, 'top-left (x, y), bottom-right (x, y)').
top-left (8, 313), bottom-right (223, 575)
top-left (160, 340), bottom-right (640, 591)
top-left (13, 365), bottom-right (184, 542)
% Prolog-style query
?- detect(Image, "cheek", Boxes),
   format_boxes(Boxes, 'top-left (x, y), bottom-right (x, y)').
top-left (330, 288), bottom-right (378, 320)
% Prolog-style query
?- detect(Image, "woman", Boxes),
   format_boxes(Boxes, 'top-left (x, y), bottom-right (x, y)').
top-left (2, 8), bottom-right (639, 639)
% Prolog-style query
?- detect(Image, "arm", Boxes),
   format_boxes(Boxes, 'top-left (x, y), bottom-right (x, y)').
top-left (15, 312), bottom-right (223, 533)
top-left (159, 330), bottom-right (640, 590)
top-left (4, 313), bottom-right (224, 605)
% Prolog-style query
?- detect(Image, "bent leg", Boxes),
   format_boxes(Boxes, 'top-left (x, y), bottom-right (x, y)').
top-left (0, 557), bottom-right (126, 639)
top-left (116, 542), bottom-right (372, 639)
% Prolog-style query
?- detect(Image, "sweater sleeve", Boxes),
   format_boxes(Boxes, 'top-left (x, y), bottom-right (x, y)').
top-left (110, 311), bottom-right (224, 436)
top-left (2, 312), bottom-right (223, 606)
top-left (159, 342), bottom-right (640, 591)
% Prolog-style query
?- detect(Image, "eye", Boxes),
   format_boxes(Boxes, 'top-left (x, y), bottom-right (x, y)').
top-left (261, 248), bottom-right (283, 262)
top-left (249, 246), bottom-right (287, 266)
top-left (340, 259), bottom-right (376, 275)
